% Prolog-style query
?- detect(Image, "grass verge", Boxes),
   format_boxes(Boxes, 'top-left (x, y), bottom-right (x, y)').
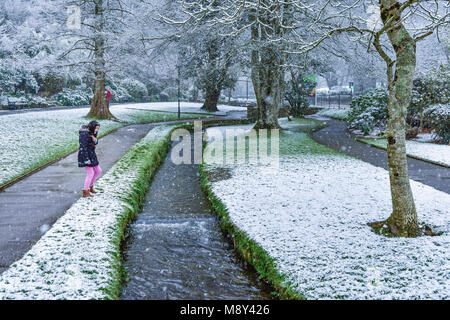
top-left (357, 137), bottom-right (450, 168)
top-left (197, 118), bottom-right (330, 300)
top-left (0, 123), bottom-right (188, 299)
top-left (0, 109), bottom-right (213, 190)
top-left (199, 165), bottom-right (305, 300)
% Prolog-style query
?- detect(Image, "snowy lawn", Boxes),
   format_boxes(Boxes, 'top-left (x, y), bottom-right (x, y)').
top-left (118, 101), bottom-right (246, 116)
top-left (315, 108), bottom-right (350, 120)
top-left (202, 120), bottom-right (450, 299)
top-left (0, 105), bottom-right (210, 186)
top-left (358, 138), bottom-right (450, 168)
top-left (0, 124), bottom-right (182, 299)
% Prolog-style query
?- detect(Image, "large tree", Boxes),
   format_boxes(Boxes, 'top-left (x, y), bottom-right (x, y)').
top-left (319, 0), bottom-right (449, 237)
top-left (177, 29), bottom-right (238, 112)
top-left (367, 0), bottom-right (448, 236)
top-left (55, 0), bottom-right (136, 120)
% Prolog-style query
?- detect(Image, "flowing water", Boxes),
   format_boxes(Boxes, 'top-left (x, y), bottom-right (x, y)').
top-left (121, 131), bottom-right (273, 300)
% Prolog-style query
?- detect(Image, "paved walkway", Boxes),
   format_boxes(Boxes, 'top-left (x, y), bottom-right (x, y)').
top-left (309, 116), bottom-right (450, 194)
top-left (0, 113), bottom-right (244, 274)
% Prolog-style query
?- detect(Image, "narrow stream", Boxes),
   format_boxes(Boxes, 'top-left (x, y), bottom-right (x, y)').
top-left (121, 131), bottom-right (273, 300)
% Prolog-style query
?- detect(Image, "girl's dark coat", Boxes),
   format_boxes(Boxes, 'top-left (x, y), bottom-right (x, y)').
top-left (78, 126), bottom-right (99, 167)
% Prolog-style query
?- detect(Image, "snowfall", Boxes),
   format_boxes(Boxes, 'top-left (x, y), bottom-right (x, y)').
top-left (0, 125), bottom-right (178, 299)
top-left (204, 125), bottom-right (450, 300)
top-left (361, 138), bottom-right (450, 168)
top-left (313, 108), bottom-right (450, 167)
top-left (0, 102), bottom-right (241, 186)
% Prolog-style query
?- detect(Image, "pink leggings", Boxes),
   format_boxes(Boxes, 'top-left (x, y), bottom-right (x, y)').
top-left (84, 165), bottom-right (102, 190)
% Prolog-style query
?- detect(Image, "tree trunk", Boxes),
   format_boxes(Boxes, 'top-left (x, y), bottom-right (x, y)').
top-left (249, 7), bottom-right (281, 130)
top-left (87, 0), bottom-right (116, 120)
top-left (201, 86), bottom-right (220, 112)
top-left (253, 48), bottom-right (282, 130)
top-left (375, 0), bottom-right (419, 237)
top-left (200, 37), bottom-right (228, 113)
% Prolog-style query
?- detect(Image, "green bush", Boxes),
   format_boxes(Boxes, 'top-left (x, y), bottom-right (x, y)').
top-left (161, 87), bottom-right (178, 101)
top-left (284, 73), bottom-right (315, 117)
top-left (348, 89), bottom-right (388, 134)
top-left (409, 64), bottom-right (450, 128)
top-left (120, 78), bottom-right (148, 102)
top-left (52, 88), bottom-right (93, 106)
top-left (424, 104), bottom-right (450, 144)
top-left (146, 79), bottom-right (163, 96)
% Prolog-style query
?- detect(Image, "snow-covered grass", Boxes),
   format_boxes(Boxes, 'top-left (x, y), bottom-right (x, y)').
top-left (118, 101), bottom-right (246, 116)
top-left (202, 120), bottom-right (450, 300)
top-left (358, 138), bottom-right (450, 168)
top-left (0, 105), bottom-right (210, 187)
top-left (315, 108), bottom-right (350, 120)
top-left (0, 124), bottom-right (183, 299)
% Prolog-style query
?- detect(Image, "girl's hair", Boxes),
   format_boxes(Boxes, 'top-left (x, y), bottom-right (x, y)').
top-left (87, 121), bottom-right (100, 136)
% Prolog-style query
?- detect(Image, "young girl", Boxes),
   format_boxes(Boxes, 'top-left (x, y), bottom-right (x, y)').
top-left (78, 120), bottom-right (102, 197)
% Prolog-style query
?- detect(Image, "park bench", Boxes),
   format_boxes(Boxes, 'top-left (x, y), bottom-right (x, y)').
top-left (7, 98), bottom-right (28, 110)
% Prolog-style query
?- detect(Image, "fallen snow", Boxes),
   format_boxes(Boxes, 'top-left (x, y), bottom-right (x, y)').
top-left (413, 133), bottom-right (437, 143)
top-left (0, 124), bottom-right (178, 300)
top-left (204, 125), bottom-right (450, 300)
top-left (404, 140), bottom-right (450, 167)
top-left (315, 108), bottom-right (350, 120)
top-left (0, 108), bottom-right (122, 186)
top-left (0, 102), bottom-right (239, 186)
top-left (118, 101), bottom-right (245, 115)
top-left (360, 138), bottom-right (450, 167)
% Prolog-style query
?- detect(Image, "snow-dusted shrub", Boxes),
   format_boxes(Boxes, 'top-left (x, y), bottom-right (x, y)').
top-left (159, 92), bottom-right (169, 102)
top-left (149, 95), bottom-right (160, 102)
top-left (105, 85), bottom-right (131, 103)
top-left (348, 89), bottom-right (388, 134)
top-left (38, 73), bottom-right (65, 96)
top-left (52, 88), bottom-right (93, 106)
top-left (409, 64), bottom-right (450, 127)
top-left (161, 86), bottom-right (178, 101)
top-left (27, 95), bottom-right (51, 108)
top-left (65, 74), bottom-right (83, 89)
top-left (0, 62), bottom-right (39, 94)
top-left (120, 78), bottom-right (148, 101)
top-left (146, 79), bottom-right (163, 96)
top-left (424, 103), bottom-right (450, 144)
top-left (0, 96), bottom-right (8, 107)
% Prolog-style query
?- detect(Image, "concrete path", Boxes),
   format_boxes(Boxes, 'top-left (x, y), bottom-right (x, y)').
top-left (310, 116), bottom-right (450, 194)
top-left (0, 114), bottom-right (244, 274)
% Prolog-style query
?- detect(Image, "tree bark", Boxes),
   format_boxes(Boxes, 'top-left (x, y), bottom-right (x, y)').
top-left (253, 46), bottom-right (283, 129)
top-left (249, 6), bottom-right (281, 130)
top-left (374, 0), bottom-right (419, 237)
top-left (201, 86), bottom-right (220, 112)
top-left (87, 0), bottom-right (116, 120)
top-left (200, 38), bottom-right (228, 112)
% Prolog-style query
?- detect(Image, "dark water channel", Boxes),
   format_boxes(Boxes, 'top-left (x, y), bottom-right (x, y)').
top-left (121, 131), bottom-right (273, 300)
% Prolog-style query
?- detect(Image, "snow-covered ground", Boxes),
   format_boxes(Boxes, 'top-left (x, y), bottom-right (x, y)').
top-left (0, 103), bottom-right (231, 186)
top-left (315, 108), bottom-right (350, 120)
top-left (359, 138), bottom-right (450, 167)
top-left (0, 125), bottom-right (178, 299)
top-left (413, 133), bottom-right (437, 143)
top-left (204, 124), bottom-right (450, 299)
top-left (0, 108), bottom-right (121, 186)
top-left (121, 101), bottom-right (246, 115)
